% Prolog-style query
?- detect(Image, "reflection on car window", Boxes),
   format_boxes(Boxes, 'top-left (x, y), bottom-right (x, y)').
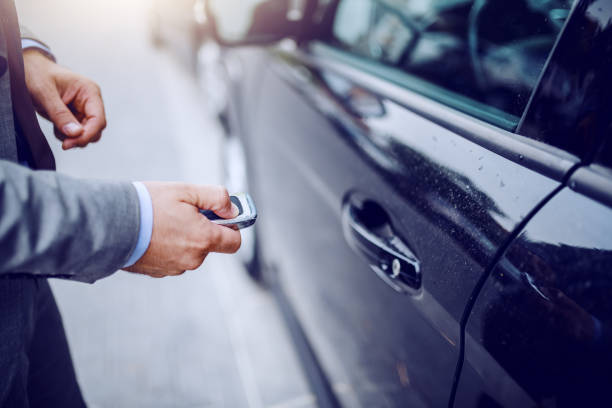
top-left (331, 0), bottom-right (575, 129)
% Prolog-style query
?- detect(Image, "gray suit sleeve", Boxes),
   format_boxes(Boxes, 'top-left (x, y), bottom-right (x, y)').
top-left (0, 160), bottom-right (140, 283)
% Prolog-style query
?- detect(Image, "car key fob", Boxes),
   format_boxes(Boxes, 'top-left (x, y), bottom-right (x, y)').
top-left (200, 193), bottom-right (257, 230)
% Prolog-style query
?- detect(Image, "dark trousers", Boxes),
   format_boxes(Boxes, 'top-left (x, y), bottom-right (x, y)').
top-left (0, 277), bottom-right (85, 408)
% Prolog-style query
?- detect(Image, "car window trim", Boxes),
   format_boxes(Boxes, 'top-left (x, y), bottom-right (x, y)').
top-left (568, 165), bottom-right (612, 208)
top-left (277, 45), bottom-right (579, 182)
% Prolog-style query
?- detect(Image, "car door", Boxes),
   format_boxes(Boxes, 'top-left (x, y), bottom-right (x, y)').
top-left (453, 1), bottom-right (612, 405)
top-left (454, 156), bottom-right (612, 408)
top-left (236, 0), bottom-right (577, 406)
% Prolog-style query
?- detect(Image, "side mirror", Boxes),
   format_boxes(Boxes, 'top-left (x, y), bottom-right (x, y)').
top-left (206, 0), bottom-right (313, 46)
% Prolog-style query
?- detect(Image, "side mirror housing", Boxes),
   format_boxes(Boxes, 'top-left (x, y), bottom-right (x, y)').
top-left (206, 0), bottom-right (315, 46)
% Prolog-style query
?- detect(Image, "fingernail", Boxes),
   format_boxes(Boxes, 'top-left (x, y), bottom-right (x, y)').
top-left (231, 203), bottom-right (240, 218)
top-left (62, 122), bottom-right (83, 136)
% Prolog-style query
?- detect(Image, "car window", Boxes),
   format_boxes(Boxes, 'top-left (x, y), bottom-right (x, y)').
top-left (327, 0), bottom-right (575, 130)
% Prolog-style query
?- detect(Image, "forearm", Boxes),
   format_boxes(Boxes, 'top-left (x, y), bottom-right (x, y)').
top-left (0, 160), bottom-right (140, 283)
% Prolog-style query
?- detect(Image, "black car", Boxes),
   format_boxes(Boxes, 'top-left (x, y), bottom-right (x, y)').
top-left (207, 0), bottom-right (612, 406)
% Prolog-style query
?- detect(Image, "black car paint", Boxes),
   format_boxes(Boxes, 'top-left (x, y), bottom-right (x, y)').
top-left (216, 0), bottom-right (612, 406)
top-left (455, 186), bottom-right (612, 407)
top-left (225, 52), bottom-right (560, 408)
top-left (452, 0), bottom-right (612, 405)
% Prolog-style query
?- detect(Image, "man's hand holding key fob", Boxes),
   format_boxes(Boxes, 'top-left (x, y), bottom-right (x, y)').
top-left (200, 193), bottom-right (257, 230)
top-left (125, 184), bottom-right (244, 278)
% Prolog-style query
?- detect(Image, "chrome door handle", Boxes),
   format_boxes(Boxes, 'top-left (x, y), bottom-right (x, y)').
top-left (342, 199), bottom-right (421, 295)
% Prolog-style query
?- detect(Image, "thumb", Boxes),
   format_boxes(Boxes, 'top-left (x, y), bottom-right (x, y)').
top-left (187, 186), bottom-right (238, 219)
top-left (44, 92), bottom-right (83, 137)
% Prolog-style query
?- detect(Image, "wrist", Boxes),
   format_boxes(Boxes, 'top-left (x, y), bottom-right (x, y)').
top-left (21, 38), bottom-right (56, 62)
top-left (23, 48), bottom-right (55, 65)
top-left (23, 49), bottom-right (58, 81)
top-left (123, 182), bottom-right (154, 268)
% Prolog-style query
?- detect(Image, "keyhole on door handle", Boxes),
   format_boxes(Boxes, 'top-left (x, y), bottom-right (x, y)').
top-left (342, 197), bottom-right (421, 295)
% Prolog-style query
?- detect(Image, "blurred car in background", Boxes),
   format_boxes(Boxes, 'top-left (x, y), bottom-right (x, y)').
top-left (210, 0), bottom-right (612, 407)
top-left (149, 0), bottom-right (208, 70)
top-left (150, 0), bottom-right (229, 116)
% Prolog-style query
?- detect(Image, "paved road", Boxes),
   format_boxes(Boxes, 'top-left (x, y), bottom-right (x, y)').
top-left (15, 1), bottom-right (313, 407)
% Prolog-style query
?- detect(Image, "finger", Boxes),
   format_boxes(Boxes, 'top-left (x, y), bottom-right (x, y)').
top-left (62, 130), bottom-right (102, 150)
top-left (53, 104), bottom-right (83, 142)
top-left (63, 88), bottom-right (106, 149)
top-left (203, 224), bottom-right (242, 254)
top-left (185, 186), bottom-right (238, 219)
top-left (43, 89), bottom-right (84, 138)
top-left (81, 93), bottom-right (107, 139)
top-left (146, 270), bottom-right (184, 278)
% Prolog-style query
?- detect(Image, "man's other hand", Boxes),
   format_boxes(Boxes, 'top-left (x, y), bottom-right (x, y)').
top-left (23, 50), bottom-right (106, 150)
top-left (126, 183), bottom-right (242, 278)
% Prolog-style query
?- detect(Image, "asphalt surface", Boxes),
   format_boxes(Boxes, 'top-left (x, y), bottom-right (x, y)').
top-left (15, 1), bottom-right (313, 407)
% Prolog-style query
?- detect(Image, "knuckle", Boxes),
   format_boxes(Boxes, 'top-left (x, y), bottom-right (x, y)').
top-left (185, 249), bottom-right (204, 270)
top-left (73, 78), bottom-right (87, 90)
top-left (50, 107), bottom-right (70, 120)
top-left (215, 186), bottom-right (230, 202)
top-left (204, 229), bottom-right (221, 252)
top-left (187, 185), bottom-right (201, 202)
top-left (81, 80), bottom-right (102, 99)
top-left (186, 259), bottom-right (201, 271)
top-left (90, 81), bottom-right (102, 94)
top-left (197, 229), bottom-right (212, 252)
top-left (212, 228), bottom-right (223, 245)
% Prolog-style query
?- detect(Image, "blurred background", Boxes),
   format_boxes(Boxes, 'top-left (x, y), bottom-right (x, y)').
top-left (15, 1), bottom-right (312, 407)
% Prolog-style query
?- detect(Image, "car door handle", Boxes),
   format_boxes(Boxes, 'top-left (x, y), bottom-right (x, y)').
top-left (342, 199), bottom-right (421, 295)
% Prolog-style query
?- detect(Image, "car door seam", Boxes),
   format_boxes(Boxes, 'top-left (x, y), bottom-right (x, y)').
top-left (447, 161), bottom-right (583, 407)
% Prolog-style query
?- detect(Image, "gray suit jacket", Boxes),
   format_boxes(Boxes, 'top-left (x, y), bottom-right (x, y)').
top-left (0, 2), bottom-right (141, 404)
top-left (0, 0), bottom-right (141, 283)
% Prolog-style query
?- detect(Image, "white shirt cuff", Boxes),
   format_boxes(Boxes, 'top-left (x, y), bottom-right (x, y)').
top-left (21, 38), bottom-right (56, 62)
top-left (123, 182), bottom-right (154, 267)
